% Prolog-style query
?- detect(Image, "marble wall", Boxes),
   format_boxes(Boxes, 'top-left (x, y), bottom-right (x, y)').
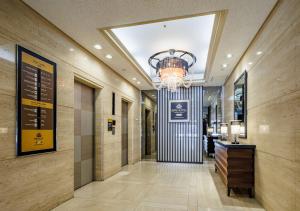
top-left (0, 0), bottom-right (141, 210)
top-left (223, 0), bottom-right (300, 210)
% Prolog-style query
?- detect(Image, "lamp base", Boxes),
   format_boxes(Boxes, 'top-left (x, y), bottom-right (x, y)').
top-left (231, 141), bottom-right (239, 144)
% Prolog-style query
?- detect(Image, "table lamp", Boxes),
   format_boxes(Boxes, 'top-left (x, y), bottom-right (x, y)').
top-left (239, 123), bottom-right (245, 137)
top-left (230, 120), bottom-right (241, 144)
top-left (207, 127), bottom-right (214, 136)
top-left (220, 123), bottom-right (228, 141)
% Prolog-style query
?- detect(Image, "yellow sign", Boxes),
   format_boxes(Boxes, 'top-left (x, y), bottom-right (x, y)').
top-left (22, 52), bottom-right (54, 74)
top-left (21, 130), bottom-right (53, 152)
top-left (22, 98), bottom-right (53, 109)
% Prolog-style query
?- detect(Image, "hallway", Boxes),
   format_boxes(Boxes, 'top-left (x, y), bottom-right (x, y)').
top-left (53, 161), bottom-right (263, 211)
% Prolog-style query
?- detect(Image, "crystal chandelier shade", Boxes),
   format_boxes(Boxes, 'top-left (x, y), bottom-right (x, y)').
top-left (149, 49), bottom-right (196, 92)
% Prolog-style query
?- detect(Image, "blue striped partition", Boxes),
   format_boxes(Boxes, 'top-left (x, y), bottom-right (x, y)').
top-left (157, 86), bottom-right (203, 163)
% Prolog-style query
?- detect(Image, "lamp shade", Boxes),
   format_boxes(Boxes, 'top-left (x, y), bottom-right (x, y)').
top-left (207, 127), bottom-right (214, 133)
top-left (220, 123), bottom-right (228, 135)
top-left (240, 123), bottom-right (245, 135)
top-left (230, 120), bottom-right (241, 135)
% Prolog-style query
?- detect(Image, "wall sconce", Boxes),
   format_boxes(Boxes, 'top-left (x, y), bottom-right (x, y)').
top-left (231, 120), bottom-right (241, 144)
top-left (220, 123), bottom-right (228, 141)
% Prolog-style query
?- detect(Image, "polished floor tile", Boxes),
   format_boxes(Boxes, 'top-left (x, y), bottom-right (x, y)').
top-left (53, 160), bottom-right (264, 211)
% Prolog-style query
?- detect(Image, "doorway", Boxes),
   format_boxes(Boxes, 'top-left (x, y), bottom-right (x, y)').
top-left (145, 109), bottom-right (151, 156)
top-left (121, 100), bottom-right (129, 166)
top-left (74, 81), bottom-right (95, 190)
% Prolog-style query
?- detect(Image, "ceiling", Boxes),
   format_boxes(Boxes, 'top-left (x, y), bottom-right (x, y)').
top-left (142, 90), bottom-right (157, 102)
top-left (110, 14), bottom-right (215, 80)
top-left (24, 0), bottom-right (277, 90)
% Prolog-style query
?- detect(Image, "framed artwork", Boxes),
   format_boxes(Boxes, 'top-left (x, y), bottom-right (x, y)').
top-left (16, 45), bottom-right (57, 156)
top-left (234, 71), bottom-right (247, 138)
top-left (169, 100), bottom-right (190, 122)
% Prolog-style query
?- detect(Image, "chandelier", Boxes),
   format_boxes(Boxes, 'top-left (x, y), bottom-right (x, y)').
top-left (148, 49), bottom-right (196, 92)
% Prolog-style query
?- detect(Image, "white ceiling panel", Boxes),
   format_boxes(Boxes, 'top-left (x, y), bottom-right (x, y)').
top-left (111, 14), bottom-right (215, 79)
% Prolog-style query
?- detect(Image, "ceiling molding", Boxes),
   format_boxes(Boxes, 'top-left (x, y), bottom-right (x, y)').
top-left (204, 10), bottom-right (227, 82)
top-left (101, 29), bottom-right (152, 84)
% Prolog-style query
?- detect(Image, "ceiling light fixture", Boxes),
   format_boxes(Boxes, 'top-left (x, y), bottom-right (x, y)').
top-left (94, 44), bottom-right (102, 50)
top-left (137, 81), bottom-right (141, 84)
top-left (148, 49), bottom-right (196, 92)
top-left (132, 77), bottom-right (137, 81)
top-left (227, 54), bottom-right (232, 58)
top-left (105, 54), bottom-right (112, 59)
top-left (69, 48), bottom-right (74, 52)
top-left (222, 64), bottom-right (228, 68)
top-left (248, 62), bottom-right (253, 65)
top-left (256, 51), bottom-right (263, 55)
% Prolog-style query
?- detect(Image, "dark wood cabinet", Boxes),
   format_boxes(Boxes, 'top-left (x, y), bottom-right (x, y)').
top-left (214, 140), bottom-right (255, 197)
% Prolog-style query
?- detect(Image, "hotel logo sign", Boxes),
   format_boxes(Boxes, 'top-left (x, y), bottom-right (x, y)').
top-left (169, 100), bottom-right (190, 122)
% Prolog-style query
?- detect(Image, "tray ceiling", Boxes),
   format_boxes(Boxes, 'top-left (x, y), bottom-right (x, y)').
top-left (23, 0), bottom-right (277, 90)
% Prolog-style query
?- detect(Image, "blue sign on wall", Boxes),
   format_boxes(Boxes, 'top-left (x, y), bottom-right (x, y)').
top-left (169, 100), bottom-right (190, 122)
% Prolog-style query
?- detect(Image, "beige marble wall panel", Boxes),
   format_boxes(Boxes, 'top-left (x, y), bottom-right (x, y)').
top-left (0, 94), bottom-right (15, 160)
top-left (0, 150), bottom-right (73, 211)
top-left (0, 0), bottom-right (141, 210)
top-left (223, 0), bottom-right (300, 210)
top-left (255, 151), bottom-right (296, 211)
top-left (0, 36), bottom-right (15, 97)
top-left (247, 91), bottom-right (299, 161)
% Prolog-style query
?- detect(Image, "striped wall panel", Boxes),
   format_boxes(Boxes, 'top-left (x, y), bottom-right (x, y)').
top-left (157, 86), bottom-right (203, 163)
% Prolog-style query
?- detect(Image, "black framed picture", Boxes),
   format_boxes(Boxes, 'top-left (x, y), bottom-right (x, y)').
top-left (16, 45), bottom-right (57, 156)
top-left (169, 100), bottom-right (190, 122)
top-left (234, 71), bottom-right (247, 138)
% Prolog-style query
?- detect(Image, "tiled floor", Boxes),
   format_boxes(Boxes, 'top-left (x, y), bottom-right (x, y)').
top-left (53, 160), bottom-right (264, 211)
top-left (143, 152), bottom-right (157, 161)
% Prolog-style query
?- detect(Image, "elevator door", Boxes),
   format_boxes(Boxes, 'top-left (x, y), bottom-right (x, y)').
top-left (74, 81), bottom-right (94, 190)
top-left (145, 109), bottom-right (151, 155)
top-left (121, 101), bottom-right (128, 166)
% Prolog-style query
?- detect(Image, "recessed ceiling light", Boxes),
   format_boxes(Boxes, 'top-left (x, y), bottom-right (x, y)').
top-left (248, 62), bottom-right (253, 65)
top-left (105, 54), bottom-right (112, 59)
top-left (94, 44), bottom-right (102, 50)
top-left (222, 64), bottom-right (228, 68)
top-left (226, 54), bottom-right (232, 58)
top-left (132, 77), bottom-right (137, 81)
top-left (137, 81), bottom-right (141, 84)
top-left (69, 48), bottom-right (74, 52)
top-left (256, 51), bottom-right (263, 55)
top-left (152, 95), bottom-right (155, 97)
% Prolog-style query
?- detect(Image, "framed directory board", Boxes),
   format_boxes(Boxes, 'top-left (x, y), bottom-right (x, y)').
top-left (16, 45), bottom-right (57, 156)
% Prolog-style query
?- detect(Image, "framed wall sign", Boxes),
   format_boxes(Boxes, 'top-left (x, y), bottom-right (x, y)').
top-left (16, 45), bottom-right (57, 156)
top-left (169, 100), bottom-right (190, 122)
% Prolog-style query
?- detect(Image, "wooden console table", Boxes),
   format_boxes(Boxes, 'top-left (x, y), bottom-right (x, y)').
top-left (214, 140), bottom-right (256, 197)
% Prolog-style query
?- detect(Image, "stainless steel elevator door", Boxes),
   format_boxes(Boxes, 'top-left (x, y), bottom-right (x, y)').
top-left (74, 81), bottom-right (94, 190)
